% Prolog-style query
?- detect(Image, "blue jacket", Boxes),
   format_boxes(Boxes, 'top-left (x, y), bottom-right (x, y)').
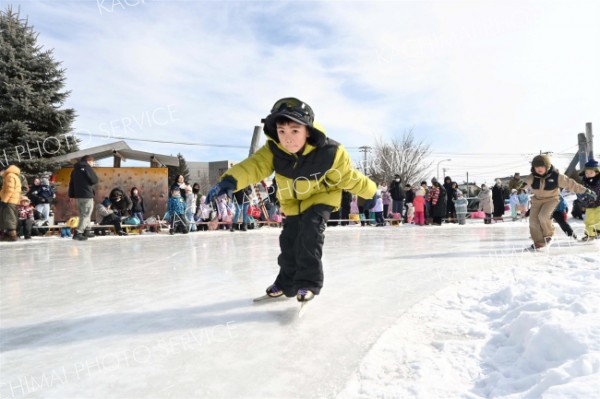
top-left (168, 196), bottom-right (186, 215)
top-left (555, 196), bottom-right (567, 212)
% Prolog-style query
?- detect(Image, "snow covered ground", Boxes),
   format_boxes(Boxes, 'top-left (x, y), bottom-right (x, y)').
top-left (1, 215), bottom-right (598, 399)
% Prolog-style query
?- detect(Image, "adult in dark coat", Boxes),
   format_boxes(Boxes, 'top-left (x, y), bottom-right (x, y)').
top-left (492, 179), bottom-right (505, 219)
top-left (340, 190), bottom-right (352, 226)
top-left (68, 155), bottom-right (98, 240)
top-left (388, 174), bottom-right (405, 215)
top-left (443, 176), bottom-right (456, 222)
top-left (430, 179), bottom-right (447, 225)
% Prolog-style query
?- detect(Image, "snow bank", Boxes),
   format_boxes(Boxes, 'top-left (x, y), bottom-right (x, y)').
top-left (338, 249), bottom-right (600, 398)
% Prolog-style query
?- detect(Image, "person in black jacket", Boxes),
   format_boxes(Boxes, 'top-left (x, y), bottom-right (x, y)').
top-left (130, 187), bottom-right (145, 223)
top-left (389, 174), bottom-right (405, 217)
top-left (109, 188), bottom-right (132, 218)
top-left (443, 177), bottom-right (457, 223)
top-left (403, 184), bottom-right (414, 223)
top-left (492, 179), bottom-right (505, 221)
top-left (68, 155), bottom-right (99, 241)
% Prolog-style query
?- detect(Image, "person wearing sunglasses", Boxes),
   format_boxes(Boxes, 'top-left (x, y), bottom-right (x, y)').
top-left (206, 97), bottom-right (376, 303)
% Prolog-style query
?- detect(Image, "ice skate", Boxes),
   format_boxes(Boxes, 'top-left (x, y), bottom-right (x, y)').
top-left (252, 284), bottom-right (285, 302)
top-left (296, 289), bottom-right (314, 302)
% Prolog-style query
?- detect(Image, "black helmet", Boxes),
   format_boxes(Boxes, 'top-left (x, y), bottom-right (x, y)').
top-left (262, 97), bottom-right (326, 147)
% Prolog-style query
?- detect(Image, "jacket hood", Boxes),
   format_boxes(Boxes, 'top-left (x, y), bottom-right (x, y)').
top-left (5, 165), bottom-right (20, 175)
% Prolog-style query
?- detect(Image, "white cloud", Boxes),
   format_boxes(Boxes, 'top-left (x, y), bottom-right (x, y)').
top-left (14, 0), bottom-right (599, 183)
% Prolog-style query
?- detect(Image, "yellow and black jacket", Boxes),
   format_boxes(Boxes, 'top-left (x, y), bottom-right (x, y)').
top-left (221, 124), bottom-right (376, 216)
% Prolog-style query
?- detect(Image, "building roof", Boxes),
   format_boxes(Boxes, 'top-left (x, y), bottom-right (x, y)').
top-left (50, 141), bottom-right (180, 167)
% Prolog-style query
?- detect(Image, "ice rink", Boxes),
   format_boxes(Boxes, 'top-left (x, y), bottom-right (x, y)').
top-left (1, 221), bottom-right (597, 398)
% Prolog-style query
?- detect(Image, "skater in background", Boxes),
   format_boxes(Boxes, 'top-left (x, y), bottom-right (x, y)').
top-left (421, 181), bottom-right (431, 224)
top-left (509, 189), bottom-right (519, 221)
top-left (579, 159), bottom-right (600, 241)
top-left (525, 154), bottom-right (592, 250)
top-left (130, 187), bottom-right (145, 223)
top-left (551, 193), bottom-right (576, 239)
top-left (413, 187), bottom-right (426, 226)
top-left (404, 183), bottom-right (414, 223)
top-left (205, 97), bottom-right (376, 303)
top-left (492, 179), bottom-right (505, 222)
top-left (381, 186), bottom-right (391, 218)
top-left (517, 188), bottom-right (529, 220)
top-left (170, 175), bottom-right (188, 200)
top-left (454, 190), bottom-right (468, 225)
top-left (478, 184), bottom-right (493, 224)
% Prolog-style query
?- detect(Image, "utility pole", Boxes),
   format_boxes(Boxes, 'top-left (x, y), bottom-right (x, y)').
top-left (359, 146), bottom-right (372, 176)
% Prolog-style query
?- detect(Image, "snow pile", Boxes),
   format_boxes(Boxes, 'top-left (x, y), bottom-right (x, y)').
top-left (339, 251), bottom-right (600, 398)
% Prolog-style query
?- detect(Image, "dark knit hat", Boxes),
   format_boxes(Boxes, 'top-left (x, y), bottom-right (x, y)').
top-left (582, 159), bottom-right (600, 175)
top-left (531, 154), bottom-right (551, 169)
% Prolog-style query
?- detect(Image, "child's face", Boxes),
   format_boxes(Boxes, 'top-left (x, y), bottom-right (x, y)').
top-left (276, 122), bottom-right (309, 154)
top-left (133, 189), bottom-right (138, 195)
top-left (534, 166), bottom-right (547, 175)
top-left (585, 169), bottom-right (598, 178)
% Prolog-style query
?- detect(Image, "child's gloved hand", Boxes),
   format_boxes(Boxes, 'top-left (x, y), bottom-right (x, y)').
top-left (585, 189), bottom-right (597, 200)
top-left (205, 177), bottom-right (237, 204)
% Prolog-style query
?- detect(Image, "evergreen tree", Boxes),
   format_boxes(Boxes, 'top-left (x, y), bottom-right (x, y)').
top-left (168, 153), bottom-right (190, 184)
top-left (0, 6), bottom-right (77, 178)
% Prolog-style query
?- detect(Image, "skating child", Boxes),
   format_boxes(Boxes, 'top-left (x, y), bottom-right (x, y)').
top-left (454, 190), bottom-right (468, 225)
top-left (552, 193), bottom-right (576, 239)
top-left (579, 159), bottom-right (600, 241)
top-left (478, 184), bottom-right (493, 224)
top-left (525, 154), bottom-right (593, 249)
top-left (509, 189), bottom-right (519, 221)
top-left (206, 97), bottom-right (376, 302)
top-left (412, 188), bottom-right (426, 226)
top-left (517, 188), bottom-right (529, 220)
top-left (405, 202), bottom-right (414, 224)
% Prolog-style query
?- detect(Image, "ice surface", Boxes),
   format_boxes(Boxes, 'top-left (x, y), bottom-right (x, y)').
top-left (1, 219), bottom-right (598, 398)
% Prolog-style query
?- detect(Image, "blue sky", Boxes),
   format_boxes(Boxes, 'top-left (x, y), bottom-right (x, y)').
top-left (6, 0), bottom-right (600, 183)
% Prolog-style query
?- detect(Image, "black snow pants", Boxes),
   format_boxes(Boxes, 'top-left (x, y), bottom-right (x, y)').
top-left (552, 210), bottom-right (574, 237)
top-left (275, 204), bottom-right (333, 296)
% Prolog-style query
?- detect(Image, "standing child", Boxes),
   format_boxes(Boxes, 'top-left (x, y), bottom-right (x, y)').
top-left (130, 187), bottom-right (145, 223)
top-left (525, 154), bottom-right (593, 249)
top-left (454, 190), bottom-right (468, 225)
top-left (517, 188), bottom-right (529, 220)
top-left (372, 191), bottom-right (385, 226)
top-left (17, 196), bottom-right (35, 239)
top-left (509, 189), bottom-right (519, 221)
top-left (205, 97), bottom-right (376, 302)
top-left (195, 195), bottom-right (212, 231)
top-left (405, 202), bottom-right (415, 224)
top-left (478, 184), bottom-right (493, 224)
top-left (184, 185), bottom-right (197, 232)
top-left (413, 187), bottom-right (426, 226)
top-left (216, 193), bottom-right (231, 230)
top-left (579, 159), bottom-right (600, 241)
top-left (168, 187), bottom-right (189, 234)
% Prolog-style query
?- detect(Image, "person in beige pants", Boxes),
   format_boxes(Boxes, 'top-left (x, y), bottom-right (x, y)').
top-left (525, 154), bottom-right (593, 249)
